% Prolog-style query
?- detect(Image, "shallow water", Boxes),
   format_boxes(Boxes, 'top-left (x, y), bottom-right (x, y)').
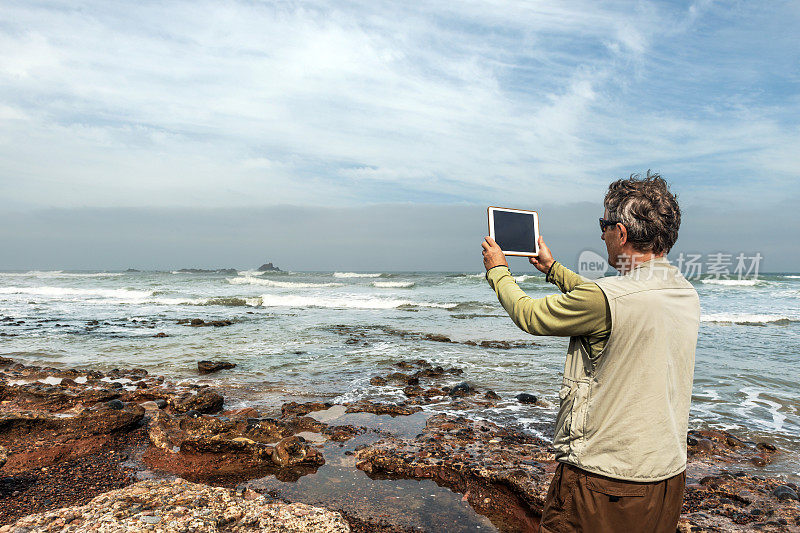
top-left (248, 408), bottom-right (537, 532)
top-left (1, 268), bottom-right (798, 482)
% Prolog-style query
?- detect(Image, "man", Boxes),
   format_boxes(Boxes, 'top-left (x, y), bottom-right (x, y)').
top-left (481, 172), bottom-right (699, 532)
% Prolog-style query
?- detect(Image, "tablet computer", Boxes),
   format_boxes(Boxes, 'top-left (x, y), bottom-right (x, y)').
top-left (487, 206), bottom-right (540, 257)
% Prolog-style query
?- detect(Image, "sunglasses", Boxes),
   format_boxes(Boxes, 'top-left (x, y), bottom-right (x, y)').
top-left (599, 218), bottom-right (621, 231)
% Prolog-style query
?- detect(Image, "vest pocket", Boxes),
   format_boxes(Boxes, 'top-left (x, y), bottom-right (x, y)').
top-left (569, 381), bottom-right (590, 443)
top-left (553, 385), bottom-right (574, 450)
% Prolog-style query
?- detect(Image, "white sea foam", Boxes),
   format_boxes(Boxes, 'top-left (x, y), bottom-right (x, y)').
top-left (781, 275), bottom-right (800, 279)
top-left (700, 279), bottom-right (764, 286)
top-left (0, 270), bottom-right (122, 278)
top-left (333, 272), bottom-right (382, 278)
top-left (258, 294), bottom-right (457, 310)
top-left (372, 281), bottom-right (415, 288)
top-left (228, 277), bottom-right (341, 288)
top-left (734, 386), bottom-right (787, 432)
top-left (237, 270), bottom-right (265, 276)
top-left (0, 286), bottom-right (153, 300)
top-left (514, 275), bottom-right (542, 283)
top-left (701, 313), bottom-right (794, 325)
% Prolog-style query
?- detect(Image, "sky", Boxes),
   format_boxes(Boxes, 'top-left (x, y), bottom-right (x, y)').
top-left (1, 1), bottom-right (798, 270)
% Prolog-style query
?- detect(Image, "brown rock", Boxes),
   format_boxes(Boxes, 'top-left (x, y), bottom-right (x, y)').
top-left (197, 361), bottom-right (237, 374)
top-left (170, 389), bottom-right (224, 414)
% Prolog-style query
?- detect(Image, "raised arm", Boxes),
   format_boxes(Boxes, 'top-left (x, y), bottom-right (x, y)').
top-left (547, 261), bottom-right (592, 294)
top-left (481, 235), bottom-right (609, 339)
top-left (486, 266), bottom-right (608, 337)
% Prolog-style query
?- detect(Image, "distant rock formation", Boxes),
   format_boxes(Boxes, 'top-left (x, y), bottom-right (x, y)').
top-left (176, 268), bottom-right (238, 275)
top-left (124, 268), bottom-right (140, 272)
top-left (257, 262), bottom-right (281, 271)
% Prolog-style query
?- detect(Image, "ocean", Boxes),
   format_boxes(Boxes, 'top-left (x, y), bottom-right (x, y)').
top-left (1, 268), bottom-right (798, 482)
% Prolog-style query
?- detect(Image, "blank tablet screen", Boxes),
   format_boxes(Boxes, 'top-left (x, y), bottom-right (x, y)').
top-left (493, 210), bottom-right (536, 253)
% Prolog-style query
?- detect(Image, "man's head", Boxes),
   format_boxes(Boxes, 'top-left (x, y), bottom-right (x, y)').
top-left (601, 171), bottom-right (681, 271)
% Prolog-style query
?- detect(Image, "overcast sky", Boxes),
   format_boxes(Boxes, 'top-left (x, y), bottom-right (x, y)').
top-left (1, 1), bottom-right (798, 270)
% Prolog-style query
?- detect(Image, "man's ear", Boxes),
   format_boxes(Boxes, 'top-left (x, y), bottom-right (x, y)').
top-left (617, 223), bottom-right (628, 246)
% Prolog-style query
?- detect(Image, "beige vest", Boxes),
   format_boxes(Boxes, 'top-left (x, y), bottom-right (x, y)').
top-left (553, 257), bottom-right (700, 481)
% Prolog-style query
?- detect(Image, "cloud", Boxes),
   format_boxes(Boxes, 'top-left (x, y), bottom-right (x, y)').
top-left (0, 1), bottom-right (797, 209)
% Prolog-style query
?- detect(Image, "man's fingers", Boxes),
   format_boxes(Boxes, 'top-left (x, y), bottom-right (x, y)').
top-left (485, 236), bottom-right (498, 246)
top-left (481, 240), bottom-right (490, 251)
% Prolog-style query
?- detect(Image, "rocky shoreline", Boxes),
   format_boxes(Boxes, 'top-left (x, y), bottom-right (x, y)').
top-left (1, 355), bottom-right (798, 532)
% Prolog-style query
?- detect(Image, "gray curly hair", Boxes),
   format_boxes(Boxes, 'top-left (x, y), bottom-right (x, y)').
top-left (604, 171), bottom-right (681, 255)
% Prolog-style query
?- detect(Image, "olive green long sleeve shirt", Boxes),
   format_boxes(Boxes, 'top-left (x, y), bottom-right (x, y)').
top-left (485, 262), bottom-right (611, 357)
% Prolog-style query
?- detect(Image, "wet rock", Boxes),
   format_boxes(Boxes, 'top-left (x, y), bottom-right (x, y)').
top-left (169, 389), bottom-right (224, 414)
top-left (422, 387), bottom-right (444, 398)
top-left (484, 390), bottom-right (501, 400)
top-left (153, 332), bottom-right (169, 338)
top-left (345, 401), bottom-right (421, 417)
top-left (756, 442), bottom-right (777, 452)
top-left (271, 436), bottom-right (322, 467)
top-left (0, 404), bottom-right (144, 438)
top-left (0, 445), bottom-right (7, 469)
top-left (197, 360), bottom-right (237, 374)
top-left (281, 401), bottom-right (331, 418)
top-left (154, 399), bottom-right (167, 409)
top-left (403, 385), bottom-right (423, 397)
top-left (356, 414), bottom-right (553, 523)
top-left (773, 485), bottom-right (799, 501)
top-left (369, 376), bottom-right (387, 386)
top-left (515, 393), bottom-right (538, 404)
top-left (695, 439), bottom-right (714, 453)
top-left (145, 408), bottom-right (325, 481)
top-left (178, 318), bottom-right (234, 327)
top-left (386, 372), bottom-right (411, 383)
top-left (421, 333), bottom-right (452, 343)
top-left (1, 478), bottom-right (349, 532)
top-left (449, 382), bottom-right (475, 397)
top-left (106, 399), bottom-right (124, 410)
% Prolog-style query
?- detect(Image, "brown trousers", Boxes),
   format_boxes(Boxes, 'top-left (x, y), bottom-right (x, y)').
top-left (539, 462), bottom-right (685, 533)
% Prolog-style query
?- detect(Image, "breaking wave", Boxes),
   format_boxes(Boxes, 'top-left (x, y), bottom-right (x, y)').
top-left (228, 277), bottom-right (341, 288)
top-left (0, 271), bottom-right (123, 278)
top-left (333, 272), bottom-right (383, 278)
top-left (372, 281), bottom-right (415, 288)
top-left (0, 286), bottom-right (153, 300)
top-left (258, 294), bottom-right (457, 310)
top-left (701, 313), bottom-right (796, 325)
top-left (700, 279), bottom-right (766, 287)
top-left (237, 270), bottom-right (266, 276)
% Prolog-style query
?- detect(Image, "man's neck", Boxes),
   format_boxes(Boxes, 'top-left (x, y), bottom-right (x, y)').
top-left (616, 251), bottom-right (664, 274)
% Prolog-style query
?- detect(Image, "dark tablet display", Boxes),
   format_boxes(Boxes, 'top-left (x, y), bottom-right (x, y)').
top-left (488, 207), bottom-right (539, 256)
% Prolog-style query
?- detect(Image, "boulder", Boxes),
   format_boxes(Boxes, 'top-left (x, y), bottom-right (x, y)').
top-left (515, 393), bottom-right (538, 404)
top-left (170, 389), bottom-right (224, 414)
top-left (449, 382), bottom-right (475, 398)
top-left (257, 262), bottom-right (281, 271)
top-left (773, 485), bottom-right (799, 501)
top-left (197, 360), bottom-right (237, 374)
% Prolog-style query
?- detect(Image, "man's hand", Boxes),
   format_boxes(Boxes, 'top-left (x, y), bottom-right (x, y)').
top-left (481, 236), bottom-right (508, 271)
top-left (529, 235), bottom-right (555, 274)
